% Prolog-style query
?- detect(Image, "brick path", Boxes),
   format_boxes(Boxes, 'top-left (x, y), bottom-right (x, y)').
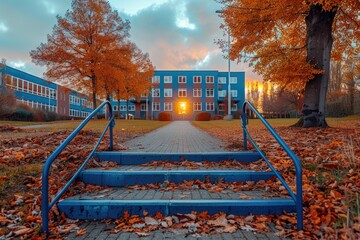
top-left (65, 121), bottom-right (288, 240)
top-left (123, 121), bottom-right (225, 152)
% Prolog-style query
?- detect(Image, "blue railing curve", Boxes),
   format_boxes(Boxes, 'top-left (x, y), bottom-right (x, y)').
top-left (41, 101), bottom-right (115, 234)
top-left (241, 100), bottom-right (303, 230)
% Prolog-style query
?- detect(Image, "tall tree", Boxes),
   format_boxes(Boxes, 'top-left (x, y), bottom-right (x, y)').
top-left (30, 0), bottom-right (130, 109)
top-left (114, 43), bottom-right (154, 119)
top-left (218, 0), bottom-right (359, 127)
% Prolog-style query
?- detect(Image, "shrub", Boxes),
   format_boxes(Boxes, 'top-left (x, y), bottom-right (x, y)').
top-left (0, 89), bottom-right (16, 117)
top-left (213, 114), bottom-right (223, 120)
top-left (9, 105), bottom-right (34, 121)
top-left (158, 112), bottom-right (172, 121)
top-left (195, 112), bottom-right (211, 121)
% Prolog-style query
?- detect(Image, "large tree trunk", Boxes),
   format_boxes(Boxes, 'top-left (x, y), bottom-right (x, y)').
top-left (301, 5), bottom-right (336, 128)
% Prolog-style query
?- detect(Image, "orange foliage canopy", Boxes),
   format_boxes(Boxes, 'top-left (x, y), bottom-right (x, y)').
top-left (30, 0), bottom-right (152, 109)
top-left (218, 0), bottom-right (359, 90)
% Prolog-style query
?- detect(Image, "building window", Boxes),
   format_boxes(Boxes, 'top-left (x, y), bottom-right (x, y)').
top-left (206, 88), bottom-right (214, 97)
top-left (128, 105), bottom-right (135, 111)
top-left (141, 103), bottom-right (147, 111)
top-left (178, 88), bottom-right (187, 97)
top-left (206, 76), bottom-right (214, 83)
top-left (193, 102), bottom-right (202, 111)
top-left (164, 88), bottom-right (172, 97)
top-left (218, 77), bottom-right (226, 84)
top-left (164, 76), bottom-right (172, 83)
top-left (193, 76), bottom-right (201, 83)
top-left (231, 90), bottom-right (238, 97)
top-left (193, 88), bottom-right (202, 97)
top-left (152, 88), bottom-right (160, 97)
top-left (232, 104), bottom-right (238, 111)
top-left (178, 76), bottom-right (186, 83)
top-left (206, 102), bottom-right (214, 111)
top-left (120, 106), bottom-right (127, 111)
top-left (164, 102), bottom-right (173, 111)
top-left (218, 90), bottom-right (226, 97)
top-left (152, 102), bottom-right (160, 111)
top-left (152, 76), bottom-right (160, 84)
top-left (230, 77), bottom-right (237, 84)
top-left (113, 105), bottom-right (118, 111)
top-left (70, 95), bottom-right (81, 105)
top-left (218, 103), bottom-right (225, 111)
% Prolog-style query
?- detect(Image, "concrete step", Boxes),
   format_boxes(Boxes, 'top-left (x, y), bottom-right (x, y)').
top-left (93, 151), bottom-right (262, 165)
top-left (79, 167), bottom-right (276, 187)
top-left (58, 188), bottom-right (294, 219)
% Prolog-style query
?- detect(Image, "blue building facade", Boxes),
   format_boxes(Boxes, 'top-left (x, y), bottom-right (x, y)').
top-left (0, 66), bottom-right (245, 120)
top-left (110, 70), bottom-right (245, 120)
top-left (0, 65), bottom-right (94, 118)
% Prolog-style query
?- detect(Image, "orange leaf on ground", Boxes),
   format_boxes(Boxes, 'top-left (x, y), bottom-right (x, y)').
top-left (76, 228), bottom-right (87, 236)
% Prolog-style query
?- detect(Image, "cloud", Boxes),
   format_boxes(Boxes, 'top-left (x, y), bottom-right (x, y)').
top-left (0, 0), bottom-right (71, 77)
top-left (124, 0), bottom-right (262, 81)
top-left (0, 0), bottom-right (262, 82)
top-left (0, 22), bottom-right (8, 32)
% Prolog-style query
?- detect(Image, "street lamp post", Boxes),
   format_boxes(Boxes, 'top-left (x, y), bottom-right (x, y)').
top-left (216, 10), bottom-right (232, 121)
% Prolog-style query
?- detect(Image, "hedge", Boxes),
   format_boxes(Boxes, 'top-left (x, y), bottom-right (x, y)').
top-left (195, 112), bottom-right (211, 121)
top-left (158, 112), bottom-right (172, 121)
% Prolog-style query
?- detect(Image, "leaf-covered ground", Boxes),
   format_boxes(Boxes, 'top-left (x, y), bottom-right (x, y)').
top-left (1, 120), bottom-right (360, 239)
top-left (194, 121), bottom-right (360, 239)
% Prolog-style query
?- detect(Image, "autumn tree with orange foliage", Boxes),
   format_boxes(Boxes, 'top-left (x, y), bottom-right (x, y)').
top-left (113, 43), bottom-right (154, 118)
top-left (30, 0), bottom-right (130, 109)
top-left (218, 0), bottom-right (359, 127)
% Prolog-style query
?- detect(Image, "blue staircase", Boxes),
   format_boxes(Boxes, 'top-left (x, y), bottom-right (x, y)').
top-left (41, 101), bottom-right (303, 235)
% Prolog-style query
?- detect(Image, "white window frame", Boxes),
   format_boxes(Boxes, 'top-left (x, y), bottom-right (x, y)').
top-left (128, 105), bottom-right (135, 111)
top-left (164, 88), bottom-right (172, 97)
top-left (218, 90), bottom-right (226, 97)
top-left (164, 76), bottom-right (172, 83)
top-left (218, 77), bottom-right (226, 84)
top-left (152, 76), bottom-right (160, 84)
top-left (193, 88), bottom-right (202, 97)
top-left (140, 103), bottom-right (147, 111)
top-left (231, 90), bottom-right (238, 97)
top-left (231, 104), bottom-right (238, 111)
top-left (230, 77), bottom-right (237, 84)
top-left (178, 88), bottom-right (187, 97)
top-left (164, 102), bottom-right (173, 111)
top-left (206, 76), bottom-right (214, 83)
top-left (193, 102), bottom-right (202, 111)
top-left (152, 89), bottom-right (160, 97)
top-left (152, 102), bottom-right (160, 111)
top-left (206, 88), bottom-right (214, 97)
top-left (178, 76), bottom-right (186, 83)
top-left (193, 76), bottom-right (201, 84)
top-left (206, 102), bottom-right (214, 111)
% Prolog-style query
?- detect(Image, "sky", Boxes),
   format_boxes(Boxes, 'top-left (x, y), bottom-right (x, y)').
top-left (0, 0), bottom-right (261, 82)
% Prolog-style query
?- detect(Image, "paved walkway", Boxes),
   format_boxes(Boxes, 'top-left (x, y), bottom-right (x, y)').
top-left (65, 121), bottom-right (287, 240)
top-left (124, 121), bottom-right (225, 152)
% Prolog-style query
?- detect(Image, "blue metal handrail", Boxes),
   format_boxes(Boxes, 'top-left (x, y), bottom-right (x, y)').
top-left (41, 101), bottom-right (115, 234)
top-left (241, 100), bottom-right (303, 230)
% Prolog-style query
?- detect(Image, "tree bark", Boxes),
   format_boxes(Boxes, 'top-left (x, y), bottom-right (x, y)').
top-left (301, 5), bottom-right (336, 128)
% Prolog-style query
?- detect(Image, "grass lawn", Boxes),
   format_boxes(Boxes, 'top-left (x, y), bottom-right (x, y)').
top-left (192, 115), bottom-right (360, 131)
top-left (0, 119), bottom-right (170, 140)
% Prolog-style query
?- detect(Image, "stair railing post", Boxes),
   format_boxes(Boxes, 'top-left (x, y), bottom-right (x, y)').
top-left (241, 104), bottom-right (248, 150)
top-left (109, 102), bottom-right (114, 151)
top-left (41, 166), bottom-right (49, 235)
